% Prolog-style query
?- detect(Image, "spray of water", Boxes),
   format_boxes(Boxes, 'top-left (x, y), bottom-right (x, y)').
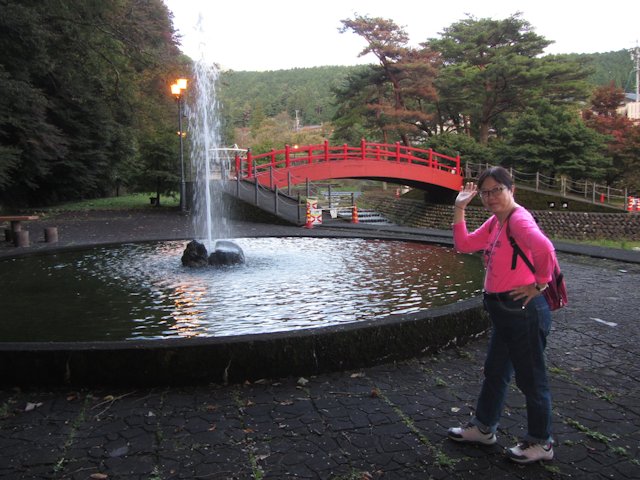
top-left (185, 56), bottom-right (231, 251)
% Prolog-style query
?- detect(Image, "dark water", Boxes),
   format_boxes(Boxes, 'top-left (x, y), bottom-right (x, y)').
top-left (0, 238), bottom-right (483, 341)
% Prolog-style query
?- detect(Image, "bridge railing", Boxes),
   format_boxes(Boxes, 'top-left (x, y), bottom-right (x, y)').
top-left (464, 162), bottom-right (629, 210)
top-left (234, 139), bottom-right (462, 179)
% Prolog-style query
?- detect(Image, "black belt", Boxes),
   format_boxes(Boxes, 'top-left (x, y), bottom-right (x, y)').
top-left (483, 291), bottom-right (515, 302)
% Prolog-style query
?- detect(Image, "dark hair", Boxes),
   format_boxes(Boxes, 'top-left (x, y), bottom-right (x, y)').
top-left (477, 166), bottom-right (514, 190)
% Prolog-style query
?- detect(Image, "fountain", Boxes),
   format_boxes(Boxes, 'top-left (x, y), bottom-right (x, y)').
top-left (0, 34), bottom-right (489, 387)
top-left (182, 54), bottom-right (245, 267)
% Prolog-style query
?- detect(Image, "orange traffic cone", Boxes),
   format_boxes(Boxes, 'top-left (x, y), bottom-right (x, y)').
top-left (351, 205), bottom-right (359, 224)
top-left (304, 205), bottom-right (314, 229)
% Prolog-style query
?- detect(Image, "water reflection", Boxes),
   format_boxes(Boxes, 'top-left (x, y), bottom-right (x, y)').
top-left (0, 238), bottom-right (483, 341)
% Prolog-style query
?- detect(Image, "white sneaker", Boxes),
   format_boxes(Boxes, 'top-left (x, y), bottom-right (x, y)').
top-left (447, 423), bottom-right (497, 445)
top-left (507, 441), bottom-right (554, 464)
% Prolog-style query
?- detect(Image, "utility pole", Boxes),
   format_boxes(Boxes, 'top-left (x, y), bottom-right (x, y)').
top-left (632, 44), bottom-right (640, 120)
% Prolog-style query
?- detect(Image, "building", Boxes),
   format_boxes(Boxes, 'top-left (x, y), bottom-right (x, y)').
top-left (623, 93), bottom-right (640, 120)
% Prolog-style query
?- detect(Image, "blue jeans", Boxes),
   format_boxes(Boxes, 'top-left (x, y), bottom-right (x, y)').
top-left (472, 294), bottom-right (553, 444)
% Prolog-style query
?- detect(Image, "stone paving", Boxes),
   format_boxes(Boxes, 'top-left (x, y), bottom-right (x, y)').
top-left (1, 210), bottom-right (639, 479)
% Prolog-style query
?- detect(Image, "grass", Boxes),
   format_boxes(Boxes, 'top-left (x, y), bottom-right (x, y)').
top-left (41, 192), bottom-right (179, 213)
top-left (554, 237), bottom-right (640, 251)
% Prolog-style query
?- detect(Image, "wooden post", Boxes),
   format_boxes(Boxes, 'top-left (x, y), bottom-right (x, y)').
top-left (44, 227), bottom-right (58, 243)
top-left (14, 230), bottom-right (29, 247)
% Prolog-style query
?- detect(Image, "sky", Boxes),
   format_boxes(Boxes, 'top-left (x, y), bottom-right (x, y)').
top-left (163, 0), bottom-right (640, 71)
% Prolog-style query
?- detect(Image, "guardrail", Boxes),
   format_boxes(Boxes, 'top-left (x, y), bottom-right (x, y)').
top-left (464, 162), bottom-right (630, 211)
top-left (234, 139), bottom-right (461, 180)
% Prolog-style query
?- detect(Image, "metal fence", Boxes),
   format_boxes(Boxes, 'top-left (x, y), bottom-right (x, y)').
top-left (464, 163), bottom-right (630, 211)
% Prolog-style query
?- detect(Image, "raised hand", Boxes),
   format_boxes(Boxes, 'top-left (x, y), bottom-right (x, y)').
top-left (455, 182), bottom-right (478, 208)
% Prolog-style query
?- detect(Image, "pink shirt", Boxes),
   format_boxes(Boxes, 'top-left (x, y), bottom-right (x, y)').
top-left (453, 207), bottom-right (555, 293)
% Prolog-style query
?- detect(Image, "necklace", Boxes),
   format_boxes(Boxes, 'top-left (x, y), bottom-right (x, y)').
top-left (483, 219), bottom-right (505, 289)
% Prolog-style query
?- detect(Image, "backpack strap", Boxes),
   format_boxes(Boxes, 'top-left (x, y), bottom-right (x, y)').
top-left (505, 208), bottom-right (536, 273)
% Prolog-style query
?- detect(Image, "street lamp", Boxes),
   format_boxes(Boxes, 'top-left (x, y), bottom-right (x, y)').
top-left (171, 78), bottom-right (188, 211)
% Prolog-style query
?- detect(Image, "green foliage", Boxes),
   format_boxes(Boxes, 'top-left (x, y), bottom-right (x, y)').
top-left (430, 14), bottom-right (592, 144)
top-left (419, 133), bottom-right (492, 165)
top-left (0, 0), bottom-right (184, 208)
top-left (584, 50), bottom-right (636, 90)
top-left (218, 66), bottom-right (352, 135)
top-left (495, 100), bottom-right (610, 179)
top-left (331, 66), bottom-right (390, 143)
top-left (338, 15), bottom-right (440, 144)
top-left (245, 112), bottom-right (330, 156)
top-left (1, 3), bottom-right (636, 209)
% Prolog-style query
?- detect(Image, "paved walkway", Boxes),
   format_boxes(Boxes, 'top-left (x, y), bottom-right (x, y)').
top-left (1, 210), bottom-right (639, 479)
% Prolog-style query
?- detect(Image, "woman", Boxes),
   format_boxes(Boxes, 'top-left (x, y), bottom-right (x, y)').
top-left (447, 166), bottom-right (556, 464)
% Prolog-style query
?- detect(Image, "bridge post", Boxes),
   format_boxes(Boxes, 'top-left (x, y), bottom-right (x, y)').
top-left (361, 138), bottom-right (366, 160)
top-left (396, 142), bottom-right (401, 163)
top-left (285, 144), bottom-right (291, 168)
top-left (324, 140), bottom-right (329, 162)
top-left (255, 176), bottom-right (259, 205)
top-left (247, 150), bottom-right (253, 179)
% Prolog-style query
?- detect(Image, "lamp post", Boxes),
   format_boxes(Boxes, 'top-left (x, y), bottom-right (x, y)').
top-left (171, 78), bottom-right (188, 211)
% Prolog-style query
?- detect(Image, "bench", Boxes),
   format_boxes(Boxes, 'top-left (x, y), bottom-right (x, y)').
top-left (0, 215), bottom-right (40, 231)
top-left (0, 215), bottom-right (40, 246)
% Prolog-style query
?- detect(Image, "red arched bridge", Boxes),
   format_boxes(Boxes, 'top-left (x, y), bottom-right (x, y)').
top-left (233, 139), bottom-right (463, 194)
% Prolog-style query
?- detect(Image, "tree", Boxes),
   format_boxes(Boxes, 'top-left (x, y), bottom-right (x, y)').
top-left (419, 133), bottom-right (493, 166)
top-left (241, 112), bottom-right (327, 157)
top-left (331, 66), bottom-right (393, 143)
top-left (428, 14), bottom-right (591, 144)
top-left (495, 100), bottom-right (609, 179)
top-left (339, 15), bottom-right (440, 145)
top-left (0, 0), bottom-right (185, 207)
top-left (583, 83), bottom-right (640, 189)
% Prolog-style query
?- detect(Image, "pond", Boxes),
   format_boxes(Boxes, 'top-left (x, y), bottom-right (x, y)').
top-left (0, 237), bottom-right (483, 341)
